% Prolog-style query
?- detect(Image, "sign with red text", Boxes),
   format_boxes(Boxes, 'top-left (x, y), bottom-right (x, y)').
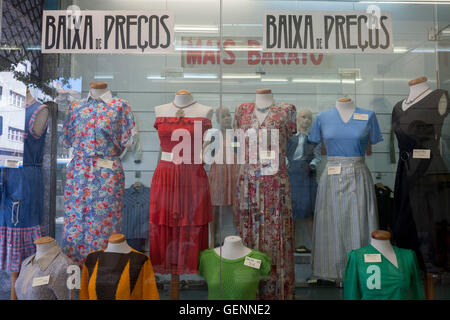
top-left (42, 10), bottom-right (174, 53)
top-left (180, 37), bottom-right (326, 68)
top-left (263, 11), bottom-right (394, 53)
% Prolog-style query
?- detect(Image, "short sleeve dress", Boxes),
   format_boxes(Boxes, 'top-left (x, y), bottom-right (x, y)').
top-left (391, 89), bottom-right (450, 272)
top-left (62, 96), bottom-right (136, 265)
top-left (308, 106), bottom-right (383, 282)
top-left (233, 102), bottom-right (297, 300)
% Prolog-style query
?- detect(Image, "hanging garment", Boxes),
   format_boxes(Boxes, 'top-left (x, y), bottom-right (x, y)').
top-left (122, 184), bottom-right (150, 252)
top-left (0, 100), bottom-right (48, 272)
top-left (344, 244), bottom-right (424, 300)
top-left (391, 89), bottom-right (450, 272)
top-left (374, 184), bottom-right (394, 232)
top-left (61, 95), bottom-right (136, 265)
top-left (79, 249), bottom-right (159, 300)
top-left (233, 102), bottom-right (297, 300)
top-left (149, 117), bottom-right (213, 275)
top-left (198, 248), bottom-right (271, 300)
top-left (286, 132), bottom-right (321, 219)
top-left (308, 106), bottom-right (383, 281)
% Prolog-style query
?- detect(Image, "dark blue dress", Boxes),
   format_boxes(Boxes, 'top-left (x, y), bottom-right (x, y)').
top-left (286, 132), bottom-right (320, 219)
top-left (0, 100), bottom-right (47, 272)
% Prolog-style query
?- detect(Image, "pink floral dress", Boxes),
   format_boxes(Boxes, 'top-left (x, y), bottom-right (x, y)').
top-left (61, 96), bottom-right (136, 265)
top-left (233, 102), bottom-right (296, 300)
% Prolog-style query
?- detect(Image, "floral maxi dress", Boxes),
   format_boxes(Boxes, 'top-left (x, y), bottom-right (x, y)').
top-left (233, 102), bottom-right (297, 300)
top-left (62, 96), bottom-right (136, 265)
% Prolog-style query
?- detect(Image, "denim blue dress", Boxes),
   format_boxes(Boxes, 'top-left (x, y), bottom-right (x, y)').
top-left (0, 100), bottom-right (47, 272)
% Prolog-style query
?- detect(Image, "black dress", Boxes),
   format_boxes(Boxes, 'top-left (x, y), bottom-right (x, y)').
top-left (391, 89), bottom-right (450, 272)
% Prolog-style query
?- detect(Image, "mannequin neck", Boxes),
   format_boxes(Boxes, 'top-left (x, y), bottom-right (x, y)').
top-left (173, 94), bottom-right (195, 107)
top-left (215, 236), bottom-right (251, 260)
top-left (105, 240), bottom-right (132, 254)
top-left (336, 100), bottom-right (355, 112)
top-left (26, 92), bottom-right (35, 105)
top-left (409, 82), bottom-right (430, 98)
top-left (371, 238), bottom-right (398, 267)
top-left (255, 93), bottom-right (274, 111)
top-left (89, 87), bottom-right (110, 99)
top-left (35, 240), bottom-right (58, 261)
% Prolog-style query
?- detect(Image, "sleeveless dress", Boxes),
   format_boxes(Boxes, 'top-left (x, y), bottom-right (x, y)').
top-left (391, 89), bottom-right (450, 272)
top-left (0, 100), bottom-right (47, 272)
top-left (233, 102), bottom-right (297, 300)
top-left (149, 117), bottom-right (213, 275)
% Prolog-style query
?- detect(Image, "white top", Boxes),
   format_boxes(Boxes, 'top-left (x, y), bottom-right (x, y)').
top-left (254, 93), bottom-right (275, 125)
top-left (214, 236), bottom-right (251, 260)
top-left (335, 100), bottom-right (356, 123)
top-left (105, 240), bottom-right (132, 254)
top-left (371, 238), bottom-right (398, 268)
top-left (88, 88), bottom-right (113, 103)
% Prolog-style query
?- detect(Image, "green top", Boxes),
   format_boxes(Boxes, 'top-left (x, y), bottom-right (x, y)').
top-left (344, 244), bottom-right (424, 300)
top-left (198, 248), bottom-right (271, 300)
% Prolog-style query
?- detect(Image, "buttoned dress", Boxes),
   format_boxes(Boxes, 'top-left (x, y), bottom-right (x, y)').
top-left (61, 94), bottom-right (136, 265)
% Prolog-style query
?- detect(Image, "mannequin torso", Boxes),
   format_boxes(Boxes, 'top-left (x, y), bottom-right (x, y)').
top-left (336, 99), bottom-right (356, 123)
top-left (254, 92), bottom-right (275, 125)
top-left (89, 87), bottom-right (113, 103)
top-left (371, 237), bottom-right (398, 268)
top-left (214, 236), bottom-right (251, 260)
top-left (402, 80), bottom-right (447, 115)
top-left (35, 239), bottom-right (58, 261)
top-left (154, 93), bottom-right (213, 119)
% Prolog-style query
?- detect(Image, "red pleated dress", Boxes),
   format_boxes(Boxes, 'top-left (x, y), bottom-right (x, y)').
top-left (149, 117), bottom-right (213, 275)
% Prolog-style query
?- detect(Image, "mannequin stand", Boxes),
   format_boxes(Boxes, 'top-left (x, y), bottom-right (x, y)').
top-left (424, 273), bottom-right (434, 300)
top-left (170, 275), bottom-right (180, 300)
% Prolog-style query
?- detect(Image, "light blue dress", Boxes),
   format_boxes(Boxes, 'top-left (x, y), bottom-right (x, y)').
top-left (308, 106), bottom-right (383, 281)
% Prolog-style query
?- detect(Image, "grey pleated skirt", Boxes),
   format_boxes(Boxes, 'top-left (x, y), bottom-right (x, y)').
top-left (311, 156), bottom-right (379, 281)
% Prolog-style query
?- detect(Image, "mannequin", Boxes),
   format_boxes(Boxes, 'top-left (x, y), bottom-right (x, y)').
top-left (88, 82), bottom-right (113, 103)
top-left (402, 77), bottom-right (447, 115)
top-left (154, 90), bottom-right (213, 119)
top-left (151, 90), bottom-right (213, 300)
top-left (370, 230), bottom-right (398, 268)
top-left (26, 89), bottom-right (49, 137)
top-left (105, 233), bottom-right (132, 253)
top-left (214, 236), bottom-right (251, 260)
top-left (254, 89), bottom-right (275, 124)
top-left (336, 97), bottom-right (356, 123)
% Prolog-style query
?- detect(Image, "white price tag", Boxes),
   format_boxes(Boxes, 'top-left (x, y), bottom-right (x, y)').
top-left (5, 159), bottom-right (20, 168)
top-left (231, 142), bottom-right (240, 148)
top-left (244, 256), bottom-right (262, 269)
top-left (364, 254), bottom-right (382, 263)
top-left (353, 113), bottom-right (369, 121)
top-left (32, 275), bottom-right (50, 287)
top-left (161, 152), bottom-right (173, 162)
top-left (260, 150), bottom-right (276, 160)
top-left (97, 158), bottom-right (114, 169)
top-left (412, 149), bottom-right (431, 159)
top-left (328, 165), bottom-right (342, 175)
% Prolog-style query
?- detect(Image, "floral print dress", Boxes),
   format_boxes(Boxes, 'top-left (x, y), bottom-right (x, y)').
top-left (233, 102), bottom-right (296, 300)
top-left (62, 96), bottom-right (136, 265)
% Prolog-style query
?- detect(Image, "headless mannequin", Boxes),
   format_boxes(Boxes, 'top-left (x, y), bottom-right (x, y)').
top-left (154, 90), bottom-right (213, 119)
top-left (336, 97), bottom-right (355, 123)
top-left (254, 89), bottom-right (275, 125)
top-left (105, 234), bottom-right (132, 253)
top-left (402, 77), bottom-right (447, 115)
top-left (370, 230), bottom-right (398, 268)
top-left (214, 236), bottom-right (251, 260)
top-left (26, 89), bottom-right (49, 137)
top-left (11, 236), bottom-right (58, 300)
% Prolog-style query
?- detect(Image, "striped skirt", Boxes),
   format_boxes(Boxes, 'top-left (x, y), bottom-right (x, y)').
top-left (311, 156), bottom-right (379, 281)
